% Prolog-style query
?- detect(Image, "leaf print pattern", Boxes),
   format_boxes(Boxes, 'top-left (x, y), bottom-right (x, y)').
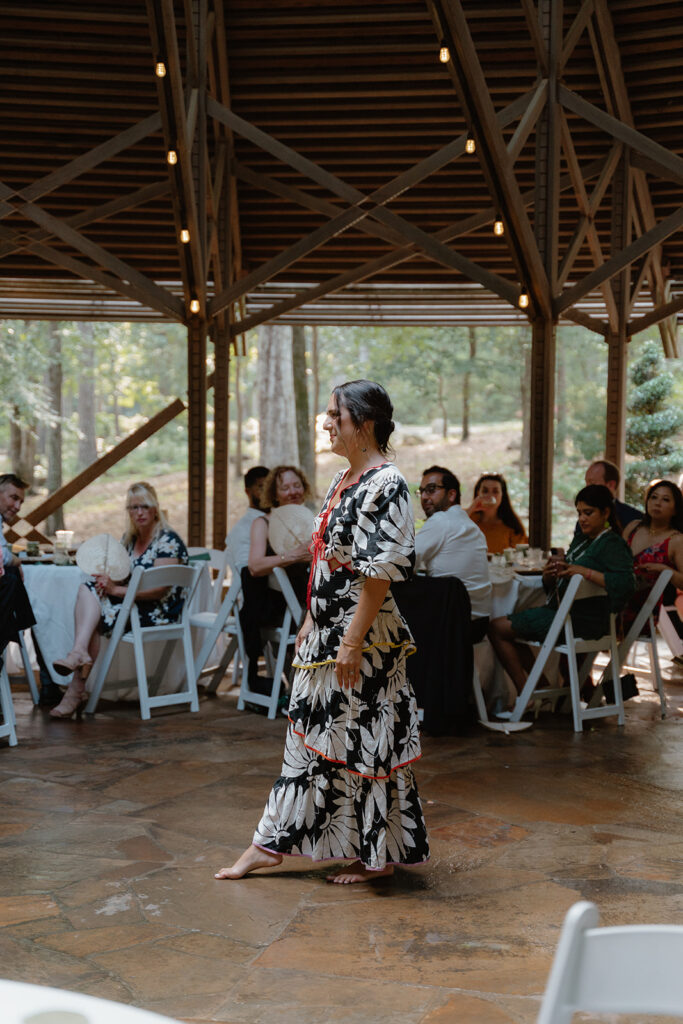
top-left (252, 464), bottom-right (429, 870)
top-left (85, 528), bottom-right (189, 636)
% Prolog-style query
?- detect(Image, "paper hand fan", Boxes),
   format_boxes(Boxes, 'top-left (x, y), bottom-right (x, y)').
top-left (76, 533), bottom-right (131, 581)
top-left (268, 504), bottom-right (315, 555)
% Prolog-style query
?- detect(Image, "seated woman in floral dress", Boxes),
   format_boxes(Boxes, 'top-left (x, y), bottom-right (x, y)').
top-left (50, 481), bottom-right (188, 718)
top-left (622, 479), bottom-right (683, 632)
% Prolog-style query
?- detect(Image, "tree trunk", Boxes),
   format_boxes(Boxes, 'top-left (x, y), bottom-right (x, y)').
top-left (437, 374), bottom-right (448, 439)
top-left (520, 342), bottom-right (532, 469)
top-left (555, 340), bottom-right (567, 457)
top-left (78, 322), bottom-right (97, 469)
top-left (257, 324), bottom-right (298, 466)
top-left (9, 413), bottom-right (22, 474)
top-left (234, 351), bottom-right (243, 480)
top-left (19, 426), bottom-right (36, 491)
top-left (46, 324), bottom-right (65, 533)
top-left (462, 325), bottom-right (477, 441)
top-left (310, 325), bottom-right (319, 493)
top-left (292, 324), bottom-right (315, 486)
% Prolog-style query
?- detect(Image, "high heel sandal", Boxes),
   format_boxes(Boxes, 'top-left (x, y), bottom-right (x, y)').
top-left (49, 688), bottom-right (87, 719)
top-left (52, 649), bottom-right (92, 677)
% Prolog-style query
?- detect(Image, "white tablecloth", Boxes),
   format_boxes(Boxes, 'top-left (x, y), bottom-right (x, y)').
top-left (8, 563), bottom-right (211, 695)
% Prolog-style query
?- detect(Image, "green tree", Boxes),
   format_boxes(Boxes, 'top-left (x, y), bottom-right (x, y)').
top-left (625, 340), bottom-right (683, 503)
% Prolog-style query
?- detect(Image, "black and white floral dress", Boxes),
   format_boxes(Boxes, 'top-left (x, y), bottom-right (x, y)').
top-left (253, 464), bottom-right (429, 871)
top-left (85, 528), bottom-right (189, 636)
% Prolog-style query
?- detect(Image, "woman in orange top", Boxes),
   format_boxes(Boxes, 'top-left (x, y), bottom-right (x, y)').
top-left (467, 473), bottom-right (528, 554)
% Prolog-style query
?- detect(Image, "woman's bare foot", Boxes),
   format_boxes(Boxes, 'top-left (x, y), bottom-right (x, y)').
top-left (326, 860), bottom-right (394, 884)
top-left (214, 845), bottom-right (283, 880)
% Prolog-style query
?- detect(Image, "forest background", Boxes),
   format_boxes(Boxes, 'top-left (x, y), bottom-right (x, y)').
top-left (1, 318), bottom-right (682, 547)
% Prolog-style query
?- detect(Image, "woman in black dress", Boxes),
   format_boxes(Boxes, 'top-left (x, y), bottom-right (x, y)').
top-left (215, 380), bottom-right (429, 884)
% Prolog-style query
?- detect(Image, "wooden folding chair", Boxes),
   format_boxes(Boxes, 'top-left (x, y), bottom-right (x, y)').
top-left (500, 575), bottom-right (623, 732)
top-left (84, 564), bottom-right (202, 719)
top-left (237, 566), bottom-right (303, 720)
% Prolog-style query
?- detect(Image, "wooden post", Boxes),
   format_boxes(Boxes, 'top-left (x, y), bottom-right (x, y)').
top-left (187, 317), bottom-right (207, 545)
top-left (212, 319), bottom-right (230, 547)
top-left (529, 317), bottom-right (556, 548)
top-left (605, 152), bottom-right (631, 494)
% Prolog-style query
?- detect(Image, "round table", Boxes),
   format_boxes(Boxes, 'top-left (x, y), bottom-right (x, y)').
top-left (0, 979), bottom-right (182, 1024)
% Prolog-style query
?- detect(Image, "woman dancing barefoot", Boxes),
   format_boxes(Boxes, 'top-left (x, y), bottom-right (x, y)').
top-left (215, 380), bottom-right (429, 884)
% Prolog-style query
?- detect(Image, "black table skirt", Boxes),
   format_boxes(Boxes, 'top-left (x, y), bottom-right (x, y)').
top-left (393, 575), bottom-right (475, 736)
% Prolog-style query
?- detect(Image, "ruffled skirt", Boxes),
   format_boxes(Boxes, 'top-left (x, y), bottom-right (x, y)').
top-left (253, 642), bottom-right (429, 870)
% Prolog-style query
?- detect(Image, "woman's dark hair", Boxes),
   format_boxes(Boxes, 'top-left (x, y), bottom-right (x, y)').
top-left (642, 479), bottom-right (683, 532)
top-left (261, 465), bottom-right (312, 509)
top-left (472, 473), bottom-right (525, 534)
top-left (574, 484), bottom-right (619, 532)
top-left (332, 379), bottom-right (395, 456)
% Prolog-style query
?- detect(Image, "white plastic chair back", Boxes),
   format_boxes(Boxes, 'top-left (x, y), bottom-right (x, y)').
top-left (0, 661), bottom-right (18, 746)
top-left (191, 571), bottom-right (245, 692)
top-left (611, 567), bottom-right (673, 717)
top-left (85, 563), bottom-right (202, 720)
top-left (538, 900), bottom-right (683, 1023)
top-left (237, 566), bottom-right (303, 720)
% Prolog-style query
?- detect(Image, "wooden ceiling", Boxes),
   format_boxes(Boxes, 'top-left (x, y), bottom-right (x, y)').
top-left (1, 0), bottom-right (682, 348)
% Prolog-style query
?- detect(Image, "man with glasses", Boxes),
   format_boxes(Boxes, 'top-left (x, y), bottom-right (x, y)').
top-left (415, 465), bottom-right (491, 642)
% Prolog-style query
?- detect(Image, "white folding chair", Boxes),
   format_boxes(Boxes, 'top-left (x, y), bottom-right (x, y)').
top-left (472, 640), bottom-right (532, 733)
top-left (192, 572), bottom-right (246, 693)
top-left (501, 575), bottom-right (623, 732)
top-left (238, 566), bottom-right (303, 720)
top-left (187, 547), bottom-right (231, 612)
top-left (0, 661), bottom-right (18, 746)
top-left (603, 568), bottom-right (672, 718)
top-left (85, 564), bottom-right (202, 720)
top-left (537, 900), bottom-right (683, 1023)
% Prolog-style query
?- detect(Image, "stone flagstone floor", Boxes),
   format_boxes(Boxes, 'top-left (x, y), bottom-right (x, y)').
top-left (1, 653), bottom-right (682, 1024)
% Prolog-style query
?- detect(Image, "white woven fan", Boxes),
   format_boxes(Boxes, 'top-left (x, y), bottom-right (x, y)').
top-left (76, 533), bottom-right (131, 581)
top-left (268, 504), bottom-right (315, 555)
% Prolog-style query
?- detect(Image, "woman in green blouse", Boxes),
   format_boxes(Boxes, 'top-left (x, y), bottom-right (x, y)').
top-left (489, 484), bottom-right (635, 702)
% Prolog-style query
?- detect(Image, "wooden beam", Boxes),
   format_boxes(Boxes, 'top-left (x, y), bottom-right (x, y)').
top-left (437, 0), bottom-right (552, 318)
top-left (627, 293), bottom-right (683, 338)
top-left (1, 113), bottom-right (162, 213)
top-left (23, 399), bottom-right (186, 527)
top-left (560, 307), bottom-right (609, 336)
top-left (16, 200), bottom-right (185, 320)
top-left (558, 85), bottom-right (683, 185)
top-left (187, 317), bottom-right (207, 545)
top-left (605, 330), bottom-right (628, 483)
top-left (560, 0), bottom-right (594, 70)
top-left (555, 205), bottom-right (683, 314)
top-left (559, 109), bottom-right (618, 328)
top-left (528, 316), bottom-right (556, 548)
top-left (24, 238), bottom-right (185, 321)
top-left (534, 0), bottom-right (561, 294)
top-left (520, 0), bottom-right (549, 76)
top-left (557, 142), bottom-right (622, 288)
top-left (233, 154), bottom-right (612, 337)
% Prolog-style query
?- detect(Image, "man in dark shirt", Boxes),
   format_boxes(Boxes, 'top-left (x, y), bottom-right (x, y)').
top-left (584, 460), bottom-right (642, 531)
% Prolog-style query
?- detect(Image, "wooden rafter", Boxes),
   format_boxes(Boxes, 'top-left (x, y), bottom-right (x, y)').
top-left (557, 142), bottom-right (622, 289)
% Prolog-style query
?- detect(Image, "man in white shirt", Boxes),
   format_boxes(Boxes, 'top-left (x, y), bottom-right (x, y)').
top-left (225, 466), bottom-right (270, 570)
top-left (415, 465), bottom-right (491, 642)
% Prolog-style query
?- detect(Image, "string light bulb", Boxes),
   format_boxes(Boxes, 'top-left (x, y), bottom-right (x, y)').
top-left (190, 298), bottom-right (200, 314)
top-left (438, 42), bottom-right (450, 64)
top-left (493, 215), bottom-right (504, 237)
top-left (180, 228), bottom-right (190, 244)
top-left (518, 289), bottom-right (530, 309)
top-left (465, 133), bottom-right (476, 154)
top-left (166, 149), bottom-right (178, 166)
top-left (155, 58), bottom-right (167, 78)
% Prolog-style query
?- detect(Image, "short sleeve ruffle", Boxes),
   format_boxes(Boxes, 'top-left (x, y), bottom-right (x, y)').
top-left (351, 468), bottom-right (415, 582)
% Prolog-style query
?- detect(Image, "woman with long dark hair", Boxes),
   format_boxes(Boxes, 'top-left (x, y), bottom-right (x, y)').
top-left (467, 473), bottom-right (528, 553)
top-left (215, 380), bottom-right (429, 884)
top-left (622, 480), bottom-right (683, 629)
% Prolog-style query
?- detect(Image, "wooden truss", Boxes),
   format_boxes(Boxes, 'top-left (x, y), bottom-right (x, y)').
top-left (2, 0), bottom-right (681, 547)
